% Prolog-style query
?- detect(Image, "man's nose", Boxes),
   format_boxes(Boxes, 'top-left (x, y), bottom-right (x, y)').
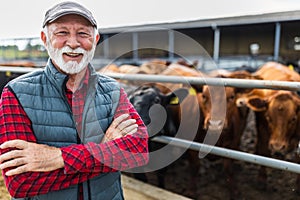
top-left (66, 35), bottom-right (80, 49)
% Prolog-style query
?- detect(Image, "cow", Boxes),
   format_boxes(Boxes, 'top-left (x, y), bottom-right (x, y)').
top-left (192, 69), bottom-right (259, 199)
top-left (97, 64), bottom-right (120, 73)
top-left (176, 58), bottom-right (199, 69)
top-left (128, 64), bottom-right (204, 197)
top-left (128, 83), bottom-right (190, 188)
top-left (129, 64), bottom-right (258, 199)
top-left (236, 61), bottom-right (300, 192)
top-left (139, 59), bottom-right (170, 74)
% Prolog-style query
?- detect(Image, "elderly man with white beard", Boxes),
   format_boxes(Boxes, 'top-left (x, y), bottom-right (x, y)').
top-left (0, 1), bottom-right (149, 200)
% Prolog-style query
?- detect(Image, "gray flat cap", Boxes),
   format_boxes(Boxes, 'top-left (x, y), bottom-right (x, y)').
top-left (43, 1), bottom-right (97, 28)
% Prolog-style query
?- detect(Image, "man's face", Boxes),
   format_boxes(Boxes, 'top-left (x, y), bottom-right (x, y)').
top-left (42, 14), bottom-right (99, 74)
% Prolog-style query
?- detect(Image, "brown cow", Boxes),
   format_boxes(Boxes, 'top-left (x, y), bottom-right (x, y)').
top-left (139, 59), bottom-right (170, 74)
top-left (158, 63), bottom-right (206, 93)
top-left (193, 69), bottom-right (257, 199)
top-left (236, 62), bottom-right (300, 191)
top-left (97, 64), bottom-right (120, 73)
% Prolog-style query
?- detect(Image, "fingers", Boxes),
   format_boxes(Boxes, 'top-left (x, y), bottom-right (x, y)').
top-left (121, 124), bottom-right (138, 136)
top-left (0, 150), bottom-right (23, 163)
top-left (0, 157), bottom-right (26, 171)
top-left (4, 165), bottom-right (27, 176)
top-left (113, 113), bottom-right (137, 134)
top-left (103, 113), bottom-right (139, 142)
top-left (0, 139), bottom-right (28, 150)
top-left (111, 114), bottom-right (130, 128)
top-left (117, 119), bottom-right (137, 132)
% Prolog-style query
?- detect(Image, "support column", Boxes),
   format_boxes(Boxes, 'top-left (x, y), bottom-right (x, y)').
top-left (103, 34), bottom-right (109, 59)
top-left (212, 25), bottom-right (220, 64)
top-left (132, 32), bottom-right (138, 63)
top-left (274, 22), bottom-right (281, 61)
top-left (168, 30), bottom-right (174, 61)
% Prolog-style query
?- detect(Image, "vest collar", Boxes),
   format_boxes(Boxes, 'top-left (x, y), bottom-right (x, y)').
top-left (45, 59), bottom-right (68, 92)
top-left (45, 59), bottom-right (98, 93)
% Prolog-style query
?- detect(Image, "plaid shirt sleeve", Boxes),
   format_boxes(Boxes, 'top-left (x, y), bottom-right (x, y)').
top-left (0, 87), bottom-right (137, 198)
top-left (61, 88), bottom-right (149, 174)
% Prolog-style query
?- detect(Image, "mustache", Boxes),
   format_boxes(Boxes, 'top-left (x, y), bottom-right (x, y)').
top-left (61, 46), bottom-right (86, 54)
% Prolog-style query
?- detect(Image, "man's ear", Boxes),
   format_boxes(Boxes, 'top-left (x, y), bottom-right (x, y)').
top-left (95, 33), bottom-right (100, 45)
top-left (41, 31), bottom-right (47, 46)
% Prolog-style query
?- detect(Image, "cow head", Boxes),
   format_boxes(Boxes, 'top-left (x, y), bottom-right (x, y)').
top-left (196, 71), bottom-right (257, 132)
top-left (198, 85), bottom-right (235, 131)
top-left (128, 84), bottom-right (189, 137)
top-left (242, 91), bottom-right (300, 155)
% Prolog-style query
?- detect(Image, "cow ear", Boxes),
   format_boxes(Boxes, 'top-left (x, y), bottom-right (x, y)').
top-left (234, 87), bottom-right (253, 95)
top-left (253, 74), bottom-right (263, 80)
top-left (167, 88), bottom-right (189, 105)
top-left (247, 97), bottom-right (268, 111)
top-left (191, 84), bottom-right (203, 93)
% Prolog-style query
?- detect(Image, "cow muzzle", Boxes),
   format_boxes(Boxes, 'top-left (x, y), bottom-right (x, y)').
top-left (269, 140), bottom-right (288, 156)
top-left (205, 119), bottom-right (224, 131)
top-left (236, 97), bottom-right (247, 107)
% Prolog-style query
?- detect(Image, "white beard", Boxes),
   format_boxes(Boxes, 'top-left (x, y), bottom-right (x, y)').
top-left (46, 40), bottom-right (96, 74)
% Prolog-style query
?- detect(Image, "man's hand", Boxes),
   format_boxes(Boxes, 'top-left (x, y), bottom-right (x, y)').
top-left (102, 113), bottom-right (138, 143)
top-left (0, 140), bottom-right (64, 176)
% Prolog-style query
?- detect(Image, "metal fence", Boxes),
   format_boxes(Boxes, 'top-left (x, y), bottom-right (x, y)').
top-left (0, 66), bottom-right (300, 173)
top-left (105, 72), bottom-right (300, 174)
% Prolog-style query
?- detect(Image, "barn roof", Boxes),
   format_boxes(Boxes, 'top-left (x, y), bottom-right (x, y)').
top-left (99, 10), bottom-right (300, 34)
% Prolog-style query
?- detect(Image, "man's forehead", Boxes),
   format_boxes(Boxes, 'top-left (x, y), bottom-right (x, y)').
top-left (48, 14), bottom-right (94, 28)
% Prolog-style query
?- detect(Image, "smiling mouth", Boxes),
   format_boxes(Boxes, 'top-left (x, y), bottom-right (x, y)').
top-left (64, 52), bottom-right (83, 57)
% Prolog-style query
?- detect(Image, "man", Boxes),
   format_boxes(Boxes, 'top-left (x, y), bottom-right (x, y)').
top-left (0, 1), bottom-right (149, 199)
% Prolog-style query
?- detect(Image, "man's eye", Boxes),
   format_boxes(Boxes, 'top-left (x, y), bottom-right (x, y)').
top-left (56, 31), bottom-right (68, 36)
top-left (78, 32), bottom-right (91, 37)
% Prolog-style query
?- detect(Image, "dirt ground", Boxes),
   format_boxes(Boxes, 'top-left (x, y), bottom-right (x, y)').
top-left (0, 111), bottom-right (299, 200)
top-left (0, 176), bottom-right (10, 200)
top-left (126, 110), bottom-right (300, 200)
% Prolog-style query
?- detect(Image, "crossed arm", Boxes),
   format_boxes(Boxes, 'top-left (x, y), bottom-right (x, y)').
top-left (0, 87), bottom-right (149, 198)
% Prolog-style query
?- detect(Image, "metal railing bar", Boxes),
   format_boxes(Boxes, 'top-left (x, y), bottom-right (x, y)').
top-left (0, 66), bottom-right (38, 73)
top-left (0, 68), bottom-right (299, 91)
top-left (151, 135), bottom-right (300, 174)
top-left (104, 73), bottom-right (300, 91)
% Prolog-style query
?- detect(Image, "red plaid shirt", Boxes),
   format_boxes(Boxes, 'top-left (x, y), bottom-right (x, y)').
top-left (0, 70), bottom-right (148, 198)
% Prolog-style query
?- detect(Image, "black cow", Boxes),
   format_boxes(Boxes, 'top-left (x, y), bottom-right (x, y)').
top-left (128, 84), bottom-right (189, 188)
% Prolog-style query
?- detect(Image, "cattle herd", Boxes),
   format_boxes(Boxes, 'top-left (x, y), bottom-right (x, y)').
top-left (98, 60), bottom-right (300, 199)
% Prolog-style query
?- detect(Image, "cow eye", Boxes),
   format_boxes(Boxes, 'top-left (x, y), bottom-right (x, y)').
top-left (154, 97), bottom-right (160, 104)
top-left (202, 94), bottom-right (207, 102)
top-left (228, 94), bottom-right (235, 101)
top-left (290, 116), bottom-right (297, 123)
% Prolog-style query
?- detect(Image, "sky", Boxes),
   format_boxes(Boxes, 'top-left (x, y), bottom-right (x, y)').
top-left (0, 0), bottom-right (300, 40)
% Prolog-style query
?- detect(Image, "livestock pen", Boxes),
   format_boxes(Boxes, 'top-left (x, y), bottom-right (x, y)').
top-left (106, 72), bottom-right (300, 171)
top-left (106, 71), bottom-right (300, 200)
top-left (1, 66), bottom-right (300, 199)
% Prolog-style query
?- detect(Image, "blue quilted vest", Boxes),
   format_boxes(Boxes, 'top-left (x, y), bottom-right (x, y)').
top-left (8, 60), bottom-right (124, 200)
